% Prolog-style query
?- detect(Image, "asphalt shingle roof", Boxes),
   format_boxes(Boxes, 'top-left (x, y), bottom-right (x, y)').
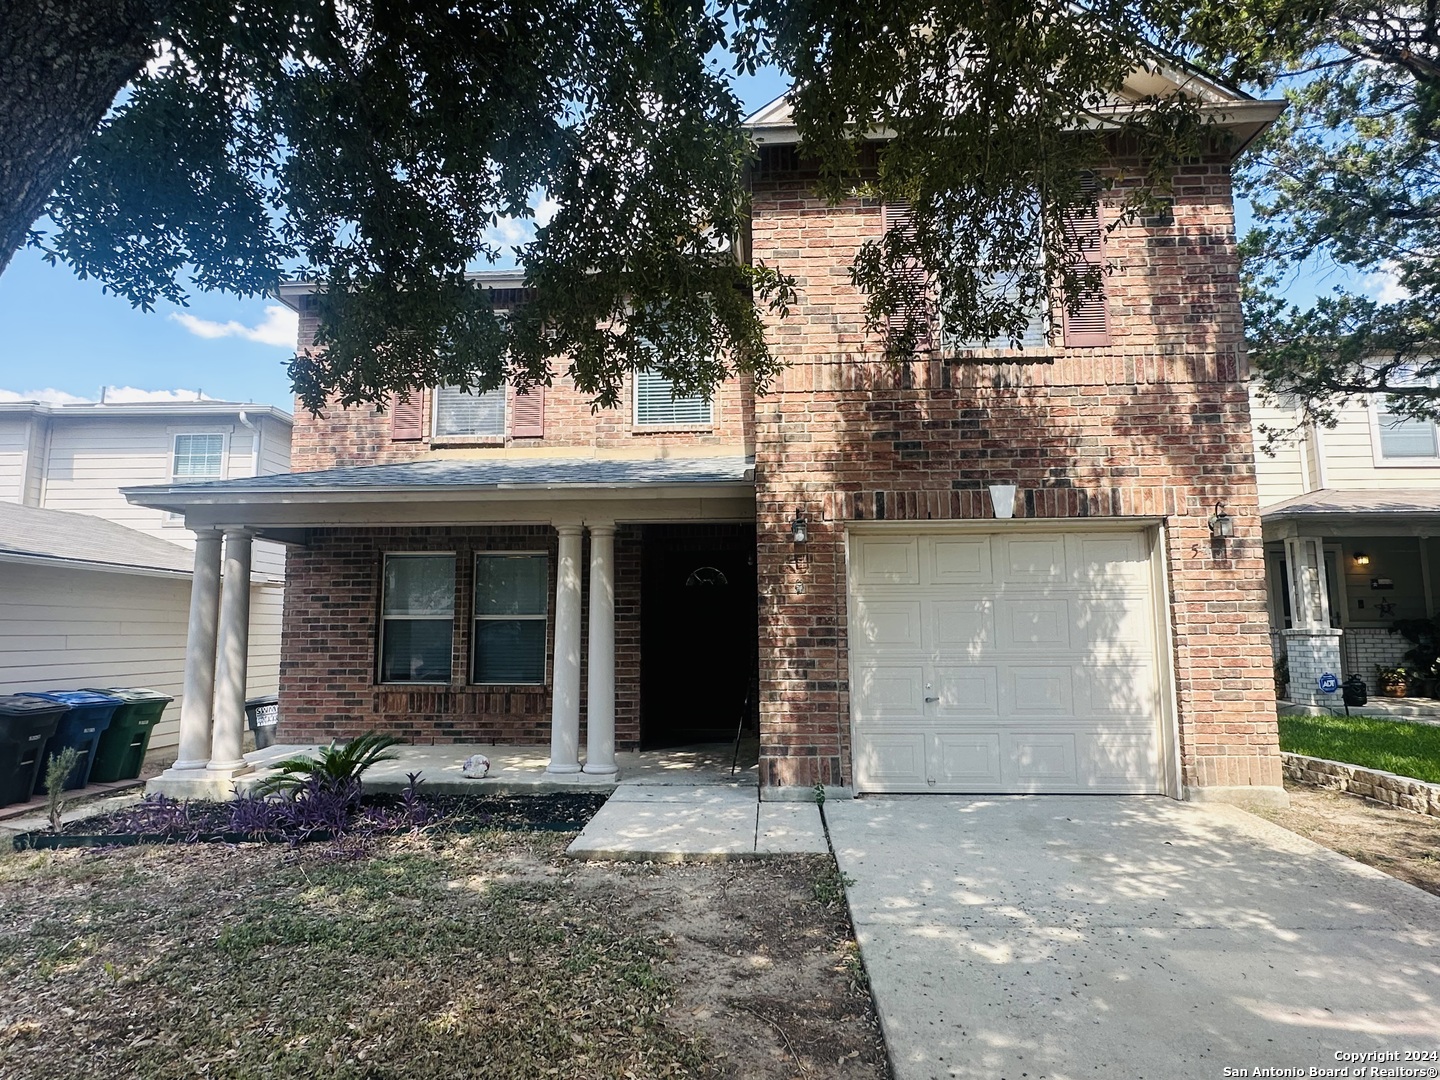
top-left (134, 455), bottom-right (755, 497)
top-left (0, 503), bottom-right (193, 574)
top-left (1262, 488), bottom-right (1440, 518)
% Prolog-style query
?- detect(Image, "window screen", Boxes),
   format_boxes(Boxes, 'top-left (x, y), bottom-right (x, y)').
top-left (172, 433), bottom-right (225, 479)
top-left (379, 554), bottom-right (455, 683)
top-left (434, 385), bottom-right (506, 437)
top-left (473, 553), bottom-right (548, 683)
top-left (1377, 401), bottom-right (1439, 458)
top-left (635, 369), bottom-right (713, 426)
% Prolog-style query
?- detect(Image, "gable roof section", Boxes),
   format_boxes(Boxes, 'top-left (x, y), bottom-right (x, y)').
top-left (0, 503), bottom-right (193, 577)
top-left (744, 62), bottom-right (1283, 157)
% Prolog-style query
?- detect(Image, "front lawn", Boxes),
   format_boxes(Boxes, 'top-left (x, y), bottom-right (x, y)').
top-left (1278, 713), bottom-right (1440, 784)
top-left (0, 826), bottom-right (886, 1079)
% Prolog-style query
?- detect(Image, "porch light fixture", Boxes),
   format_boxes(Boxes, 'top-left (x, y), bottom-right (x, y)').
top-left (790, 509), bottom-right (809, 545)
top-left (1353, 551), bottom-right (1371, 567)
top-left (1207, 501), bottom-right (1234, 541)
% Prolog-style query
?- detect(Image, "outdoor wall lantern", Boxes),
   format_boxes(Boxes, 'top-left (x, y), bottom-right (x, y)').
top-left (1207, 501), bottom-right (1234, 541)
top-left (1353, 551), bottom-right (1371, 567)
top-left (791, 509), bottom-right (809, 545)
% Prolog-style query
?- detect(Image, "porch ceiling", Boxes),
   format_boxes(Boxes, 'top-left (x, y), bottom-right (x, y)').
top-left (121, 456), bottom-right (757, 542)
top-left (1262, 487), bottom-right (1440, 540)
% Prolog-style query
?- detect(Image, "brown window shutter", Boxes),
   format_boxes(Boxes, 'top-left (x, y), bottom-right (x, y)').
top-left (883, 201), bottom-right (932, 350)
top-left (510, 387), bottom-right (545, 438)
top-left (1061, 193), bottom-right (1109, 348)
top-left (389, 392), bottom-right (425, 441)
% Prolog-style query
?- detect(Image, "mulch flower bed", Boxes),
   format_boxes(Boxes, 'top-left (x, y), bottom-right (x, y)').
top-left (13, 787), bottom-right (609, 850)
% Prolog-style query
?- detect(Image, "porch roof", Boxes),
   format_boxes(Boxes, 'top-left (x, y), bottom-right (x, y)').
top-left (1261, 487), bottom-right (1440, 538)
top-left (122, 455), bottom-right (757, 540)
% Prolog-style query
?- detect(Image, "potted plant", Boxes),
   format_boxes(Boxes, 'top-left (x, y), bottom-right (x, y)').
top-left (1391, 618), bottom-right (1440, 697)
top-left (1375, 665), bottom-right (1411, 697)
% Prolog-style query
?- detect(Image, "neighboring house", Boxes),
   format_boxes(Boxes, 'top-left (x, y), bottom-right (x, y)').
top-left (0, 400), bottom-right (292, 754)
top-left (131, 69), bottom-right (1290, 805)
top-left (1252, 388), bottom-right (1440, 706)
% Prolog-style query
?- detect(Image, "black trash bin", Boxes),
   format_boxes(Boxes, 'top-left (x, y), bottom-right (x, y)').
top-left (0, 696), bottom-right (70, 806)
top-left (84, 688), bottom-right (174, 782)
top-left (245, 695), bottom-right (280, 750)
top-left (21, 690), bottom-right (122, 793)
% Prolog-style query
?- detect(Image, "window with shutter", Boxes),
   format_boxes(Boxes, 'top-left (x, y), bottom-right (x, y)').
top-left (510, 387), bottom-right (545, 438)
top-left (634, 369), bottom-right (713, 427)
top-left (433, 385), bottom-right (506, 438)
top-left (389, 393), bottom-right (425, 441)
top-left (1060, 186), bottom-right (1110, 348)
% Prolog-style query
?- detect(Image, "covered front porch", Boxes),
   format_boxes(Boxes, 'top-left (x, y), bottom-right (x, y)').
top-left (123, 457), bottom-right (759, 800)
top-left (1262, 488), bottom-right (1440, 708)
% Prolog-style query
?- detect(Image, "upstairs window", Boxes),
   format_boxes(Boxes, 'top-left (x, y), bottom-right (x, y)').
top-left (379, 554), bottom-right (455, 684)
top-left (171, 433), bottom-right (225, 480)
top-left (635, 369), bottom-right (712, 427)
top-left (1376, 400), bottom-right (1439, 459)
top-left (472, 553), bottom-right (548, 684)
top-left (433, 385), bottom-right (506, 439)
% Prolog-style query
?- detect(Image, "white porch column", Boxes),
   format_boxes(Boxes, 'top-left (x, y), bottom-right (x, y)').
top-left (170, 529), bottom-right (222, 772)
top-left (207, 529), bottom-right (254, 776)
top-left (1281, 534), bottom-right (1343, 708)
top-left (583, 523), bottom-right (618, 776)
top-left (546, 523), bottom-right (584, 776)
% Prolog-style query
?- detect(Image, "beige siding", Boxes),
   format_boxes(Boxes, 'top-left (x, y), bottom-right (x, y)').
top-left (0, 563), bottom-right (287, 757)
top-left (1319, 404), bottom-right (1440, 489)
top-left (1249, 389), bottom-right (1308, 509)
top-left (0, 417), bottom-right (29, 504)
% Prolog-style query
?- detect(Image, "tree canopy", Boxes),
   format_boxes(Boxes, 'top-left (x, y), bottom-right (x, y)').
top-left (1187, 0), bottom-right (1440, 424)
top-left (6, 1), bottom-right (1241, 414)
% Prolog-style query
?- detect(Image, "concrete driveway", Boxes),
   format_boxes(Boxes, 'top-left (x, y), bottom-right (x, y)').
top-left (824, 796), bottom-right (1440, 1080)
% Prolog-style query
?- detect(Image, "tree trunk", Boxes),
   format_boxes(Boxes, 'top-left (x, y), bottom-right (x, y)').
top-left (0, 0), bottom-right (163, 277)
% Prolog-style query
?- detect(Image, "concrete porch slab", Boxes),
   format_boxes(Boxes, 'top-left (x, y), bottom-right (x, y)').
top-left (144, 739), bottom-right (759, 799)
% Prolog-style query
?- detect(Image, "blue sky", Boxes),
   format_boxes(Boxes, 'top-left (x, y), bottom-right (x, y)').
top-left (0, 65), bottom-right (1383, 410)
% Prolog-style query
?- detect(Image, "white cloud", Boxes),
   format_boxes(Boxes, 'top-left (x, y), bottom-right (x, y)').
top-left (1365, 261), bottom-right (1412, 305)
top-left (169, 304), bottom-right (299, 348)
top-left (533, 194), bottom-right (560, 228)
top-left (102, 387), bottom-right (213, 403)
top-left (0, 388), bottom-right (93, 405)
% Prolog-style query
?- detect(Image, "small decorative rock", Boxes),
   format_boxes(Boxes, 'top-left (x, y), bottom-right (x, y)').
top-left (461, 754), bottom-right (492, 780)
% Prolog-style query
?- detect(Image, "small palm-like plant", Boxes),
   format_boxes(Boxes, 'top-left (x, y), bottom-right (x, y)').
top-left (255, 731), bottom-right (402, 799)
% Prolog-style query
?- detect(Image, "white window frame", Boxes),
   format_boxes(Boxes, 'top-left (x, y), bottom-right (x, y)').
top-left (1370, 395), bottom-right (1440, 466)
top-left (165, 430), bottom-right (229, 525)
top-left (378, 552), bottom-right (456, 685)
top-left (633, 369), bottom-right (714, 430)
top-left (431, 385), bottom-right (507, 445)
top-left (471, 551), bottom-right (549, 685)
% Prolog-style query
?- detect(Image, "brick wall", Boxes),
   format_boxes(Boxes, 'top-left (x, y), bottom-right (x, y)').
top-left (277, 524), bottom-right (642, 747)
top-left (749, 147), bottom-right (1282, 794)
top-left (1342, 628), bottom-right (1410, 689)
top-left (290, 301), bottom-right (755, 472)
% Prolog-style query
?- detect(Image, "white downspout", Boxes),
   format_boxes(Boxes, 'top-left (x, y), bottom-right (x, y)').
top-left (237, 410), bottom-right (261, 478)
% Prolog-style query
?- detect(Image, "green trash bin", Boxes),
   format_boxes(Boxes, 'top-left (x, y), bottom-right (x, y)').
top-left (84, 688), bottom-right (174, 782)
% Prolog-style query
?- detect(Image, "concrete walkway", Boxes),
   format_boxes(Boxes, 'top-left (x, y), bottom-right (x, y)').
top-left (567, 784), bottom-right (828, 860)
top-left (825, 795), bottom-right (1440, 1080)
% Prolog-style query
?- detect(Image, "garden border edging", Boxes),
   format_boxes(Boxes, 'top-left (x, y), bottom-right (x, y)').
top-left (1281, 752), bottom-right (1440, 818)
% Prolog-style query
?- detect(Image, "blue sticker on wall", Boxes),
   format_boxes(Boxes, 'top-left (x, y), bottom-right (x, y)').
top-left (1317, 672), bottom-right (1340, 694)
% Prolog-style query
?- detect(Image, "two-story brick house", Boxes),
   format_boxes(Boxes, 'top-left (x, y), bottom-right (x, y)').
top-left (131, 69), bottom-right (1288, 805)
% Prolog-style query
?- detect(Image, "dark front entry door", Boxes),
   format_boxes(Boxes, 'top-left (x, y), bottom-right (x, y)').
top-left (641, 526), bottom-right (757, 748)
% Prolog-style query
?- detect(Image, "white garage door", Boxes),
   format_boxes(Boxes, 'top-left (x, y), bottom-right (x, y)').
top-left (848, 529), bottom-right (1166, 794)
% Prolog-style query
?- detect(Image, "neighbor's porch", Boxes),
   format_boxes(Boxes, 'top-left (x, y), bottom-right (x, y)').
top-left (1263, 488), bottom-right (1440, 708)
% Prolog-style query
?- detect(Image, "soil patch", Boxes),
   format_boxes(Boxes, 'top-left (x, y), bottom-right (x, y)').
top-left (1250, 780), bottom-right (1440, 897)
